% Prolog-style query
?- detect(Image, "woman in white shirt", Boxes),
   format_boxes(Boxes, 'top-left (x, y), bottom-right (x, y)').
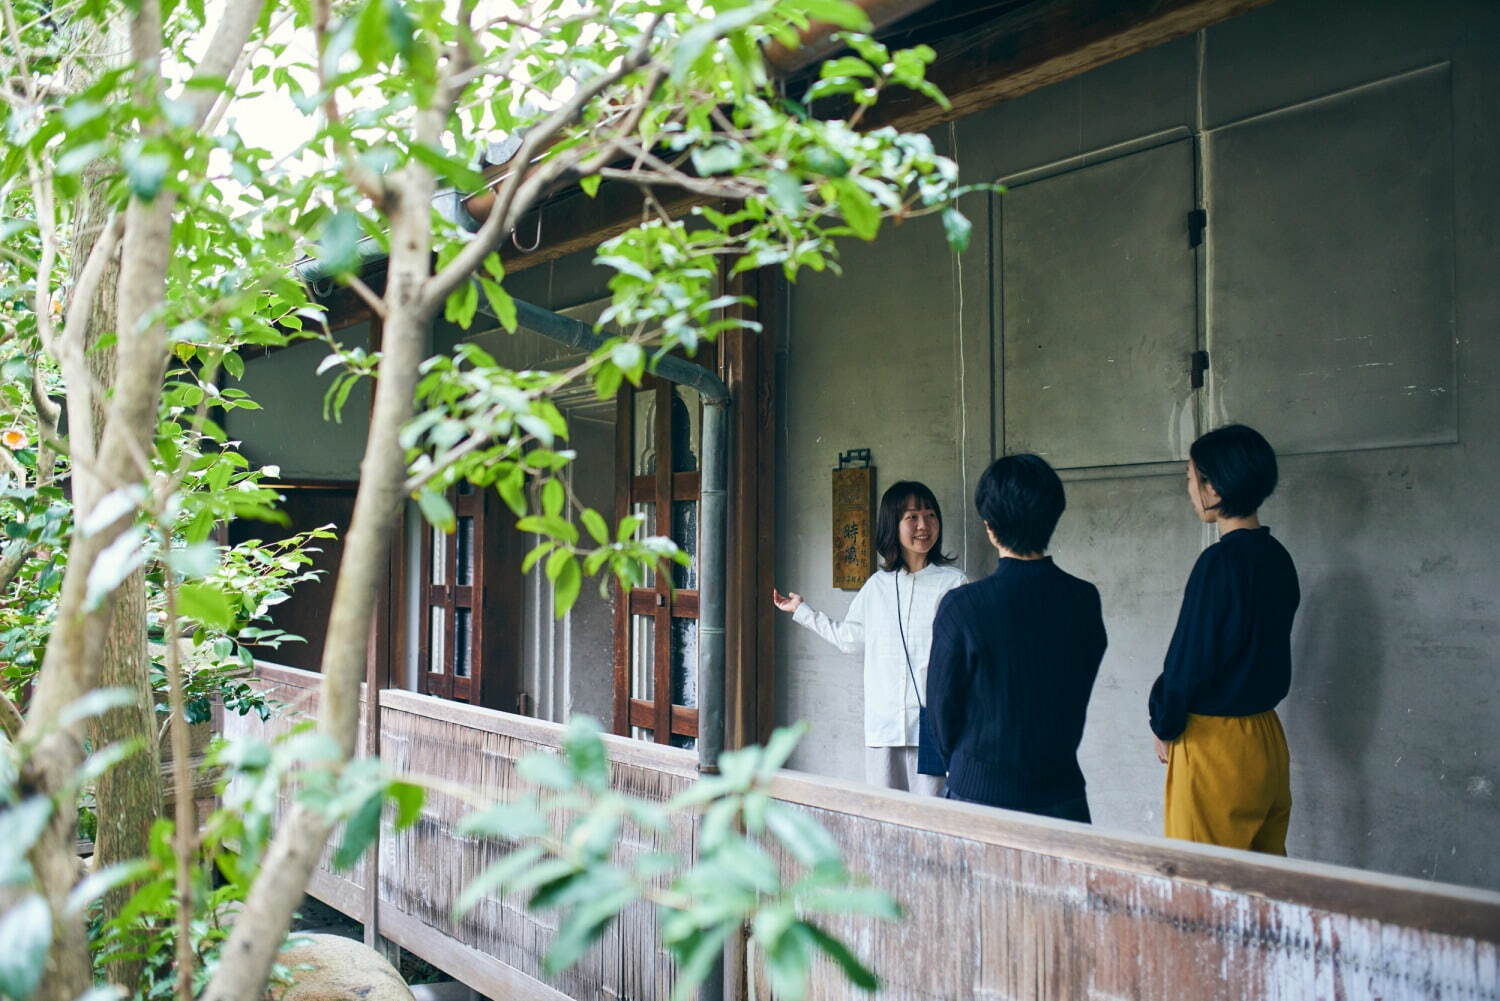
top-left (773, 481), bottom-right (967, 795)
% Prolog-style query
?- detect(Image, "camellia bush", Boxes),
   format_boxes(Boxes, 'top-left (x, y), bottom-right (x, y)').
top-left (0, 1), bottom-right (983, 1000)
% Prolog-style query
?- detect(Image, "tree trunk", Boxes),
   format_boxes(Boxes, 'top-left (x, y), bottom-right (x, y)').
top-left (202, 167), bottom-right (438, 1001)
top-left (67, 17), bottom-right (162, 989)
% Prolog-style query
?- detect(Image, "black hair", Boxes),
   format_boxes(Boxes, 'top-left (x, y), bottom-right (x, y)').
top-left (1189, 423), bottom-right (1278, 518)
top-left (874, 480), bottom-right (955, 572)
top-left (973, 454), bottom-right (1066, 556)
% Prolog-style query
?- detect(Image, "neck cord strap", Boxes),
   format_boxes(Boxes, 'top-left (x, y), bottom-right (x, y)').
top-left (895, 572), bottom-right (924, 711)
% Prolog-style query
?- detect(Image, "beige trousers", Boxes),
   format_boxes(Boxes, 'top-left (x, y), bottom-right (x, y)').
top-left (864, 746), bottom-right (944, 797)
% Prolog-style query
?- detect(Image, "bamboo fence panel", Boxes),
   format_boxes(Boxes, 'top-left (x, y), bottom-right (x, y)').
top-left (227, 669), bottom-right (1500, 1001)
top-left (222, 663), bottom-right (368, 915)
top-left (377, 690), bottom-right (700, 1001)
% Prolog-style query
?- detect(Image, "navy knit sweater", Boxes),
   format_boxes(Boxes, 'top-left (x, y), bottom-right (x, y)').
top-left (1149, 526), bottom-right (1300, 741)
top-left (925, 557), bottom-right (1107, 811)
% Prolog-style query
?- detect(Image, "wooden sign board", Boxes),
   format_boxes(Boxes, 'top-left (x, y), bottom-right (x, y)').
top-left (832, 465), bottom-right (875, 590)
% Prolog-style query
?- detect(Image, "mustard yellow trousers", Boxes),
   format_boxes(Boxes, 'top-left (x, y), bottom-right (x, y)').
top-left (1164, 709), bottom-right (1291, 855)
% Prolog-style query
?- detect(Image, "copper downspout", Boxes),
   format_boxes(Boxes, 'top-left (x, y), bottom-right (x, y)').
top-left (460, 0), bottom-right (940, 225)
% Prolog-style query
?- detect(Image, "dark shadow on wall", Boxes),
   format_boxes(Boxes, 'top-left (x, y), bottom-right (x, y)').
top-left (1284, 473), bottom-right (1384, 871)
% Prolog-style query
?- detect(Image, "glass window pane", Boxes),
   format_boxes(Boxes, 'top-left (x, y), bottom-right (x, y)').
top-left (631, 615), bottom-right (655, 704)
top-left (671, 500), bottom-right (698, 590)
top-left (671, 616), bottom-right (698, 710)
top-left (454, 608), bottom-right (472, 678)
top-left (633, 391), bottom-right (657, 476)
top-left (456, 516), bottom-right (474, 587)
top-left (428, 607), bottom-right (445, 675)
top-left (430, 526), bottom-right (447, 585)
top-left (631, 502), bottom-right (657, 587)
top-left (457, 479), bottom-right (475, 495)
top-left (671, 386), bottom-right (701, 473)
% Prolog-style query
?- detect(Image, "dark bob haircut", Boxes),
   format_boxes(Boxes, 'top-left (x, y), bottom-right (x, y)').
top-left (1189, 423), bottom-right (1279, 519)
top-left (974, 454), bottom-right (1066, 556)
top-left (874, 481), bottom-right (955, 572)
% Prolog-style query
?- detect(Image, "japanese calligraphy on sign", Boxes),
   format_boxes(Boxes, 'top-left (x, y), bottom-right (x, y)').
top-left (832, 461), bottom-right (875, 590)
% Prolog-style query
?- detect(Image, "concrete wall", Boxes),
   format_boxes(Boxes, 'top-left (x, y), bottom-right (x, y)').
top-left (775, 0), bottom-right (1500, 890)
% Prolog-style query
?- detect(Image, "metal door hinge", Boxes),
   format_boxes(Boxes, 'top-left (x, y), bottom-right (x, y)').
top-left (1188, 209), bottom-right (1207, 248)
top-left (1190, 350), bottom-right (1210, 389)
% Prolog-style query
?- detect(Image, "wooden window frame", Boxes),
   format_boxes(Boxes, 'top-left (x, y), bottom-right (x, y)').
top-left (416, 485), bottom-right (521, 708)
top-left (612, 372), bottom-right (709, 744)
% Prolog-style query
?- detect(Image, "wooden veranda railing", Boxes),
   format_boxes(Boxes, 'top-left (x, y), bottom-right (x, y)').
top-left (226, 664), bottom-right (1500, 1001)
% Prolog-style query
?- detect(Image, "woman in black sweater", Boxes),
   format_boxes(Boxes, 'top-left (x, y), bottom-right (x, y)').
top-left (926, 454), bottom-right (1107, 822)
top-left (1150, 424), bottom-right (1300, 854)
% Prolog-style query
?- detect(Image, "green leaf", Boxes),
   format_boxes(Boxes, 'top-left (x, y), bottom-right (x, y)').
top-left (389, 782), bottom-right (425, 831)
top-left (452, 844), bottom-right (545, 918)
top-left (834, 179), bottom-right (879, 240)
top-left (59, 688), bottom-right (137, 729)
top-left (758, 722), bottom-right (808, 777)
top-left (332, 791), bottom-right (383, 871)
top-left (65, 860), bottom-right (155, 916)
top-left (354, 0), bottom-right (391, 68)
top-left (691, 144), bottom-right (743, 176)
top-left (553, 556), bottom-right (581, 619)
top-left (799, 0), bottom-right (871, 30)
top-left (764, 803), bottom-right (843, 872)
top-left (763, 920), bottom-right (815, 1001)
top-left (178, 581), bottom-right (236, 631)
top-left (666, 924), bottom-right (733, 1001)
top-left (671, 5), bottom-right (764, 82)
top-left (497, 466), bottom-right (527, 517)
top-left (767, 171), bottom-right (806, 216)
top-left (580, 509), bottom-right (609, 545)
top-left (942, 206), bottom-right (972, 253)
top-left (456, 803), bottom-right (548, 839)
top-left (125, 153), bottom-right (171, 201)
top-left (316, 210), bottom-right (364, 278)
top-left (562, 717), bottom-right (609, 790)
top-left (521, 541), bottom-right (555, 574)
top-left (517, 752), bottom-right (575, 791)
top-left (804, 921), bottom-right (879, 991)
top-left (543, 887), bottom-right (635, 974)
top-left (542, 479), bottom-right (564, 518)
top-left (417, 489), bottom-right (455, 533)
top-left (0, 894), bottom-right (51, 1001)
top-left (0, 799), bottom-right (52, 885)
top-left (478, 276), bottom-right (517, 333)
top-left (579, 174), bottom-right (602, 198)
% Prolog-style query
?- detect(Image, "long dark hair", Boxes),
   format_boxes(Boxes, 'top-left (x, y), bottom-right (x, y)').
top-left (874, 480), bottom-right (955, 572)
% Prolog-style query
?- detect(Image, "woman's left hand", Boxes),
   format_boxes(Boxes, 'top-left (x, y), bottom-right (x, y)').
top-left (1153, 735), bottom-right (1171, 764)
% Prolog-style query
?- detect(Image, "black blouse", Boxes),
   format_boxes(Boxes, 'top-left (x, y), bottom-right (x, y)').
top-left (1149, 527), bottom-right (1300, 741)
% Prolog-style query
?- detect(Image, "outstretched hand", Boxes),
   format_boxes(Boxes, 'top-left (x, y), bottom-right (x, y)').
top-left (771, 588), bottom-right (803, 613)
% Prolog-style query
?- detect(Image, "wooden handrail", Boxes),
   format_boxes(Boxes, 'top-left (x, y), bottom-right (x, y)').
top-left (245, 663), bottom-right (1500, 946)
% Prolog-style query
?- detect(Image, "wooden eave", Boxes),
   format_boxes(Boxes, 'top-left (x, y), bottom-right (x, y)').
top-left (495, 0), bottom-right (1272, 275)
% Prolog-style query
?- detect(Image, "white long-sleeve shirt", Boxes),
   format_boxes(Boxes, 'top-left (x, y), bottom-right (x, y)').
top-left (793, 563), bottom-right (968, 747)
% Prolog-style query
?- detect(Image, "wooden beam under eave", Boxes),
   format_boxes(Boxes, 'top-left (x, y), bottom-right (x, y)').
top-left (501, 0), bottom-right (1273, 272)
top-left (856, 0), bottom-right (1275, 134)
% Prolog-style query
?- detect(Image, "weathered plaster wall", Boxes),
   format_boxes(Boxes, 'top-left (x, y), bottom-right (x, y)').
top-left (775, 0), bottom-right (1500, 890)
top-left (228, 322), bottom-right (373, 480)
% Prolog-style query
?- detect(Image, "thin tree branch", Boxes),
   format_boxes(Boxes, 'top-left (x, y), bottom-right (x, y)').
top-left (312, 0), bottom-right (387, 206)
top-left (0, 540), bottom-right (33, 597)
top-left (0, 686), bottom-right (21, 742)
top-left (345, 272), bottom-right (388, 321)
top-left (179, 0), bottom-right (270, 129)
top-left (161, 566), bottom-right (197, 1001)
top-left (422, 16), bottom-right (663, 312)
